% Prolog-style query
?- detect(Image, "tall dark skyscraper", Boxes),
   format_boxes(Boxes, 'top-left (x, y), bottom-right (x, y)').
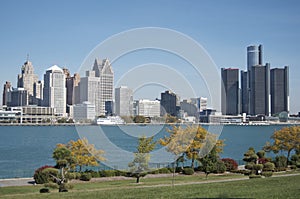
top-left (240, 70), bottom-right (248, 114)
top-left (160, 90), bottom-right (177, 116)
top-left (221, 68), bottom-right (239, 115)
top-left (249, 63), bottom-right (270, 116)
top-left (270, 66), bottom-right (289, 115)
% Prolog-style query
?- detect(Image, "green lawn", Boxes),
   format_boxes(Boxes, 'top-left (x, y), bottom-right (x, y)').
top-left (1, 174), bottom-right (300, 199)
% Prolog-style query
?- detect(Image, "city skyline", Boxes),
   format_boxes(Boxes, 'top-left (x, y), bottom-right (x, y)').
top-left (0, 1), bottom-right (299, 113)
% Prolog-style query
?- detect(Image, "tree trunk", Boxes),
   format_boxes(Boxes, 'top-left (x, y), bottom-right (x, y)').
top-left (136, 176), bottom-right (140, 183)
top-left (191, 158), bottom-right (195, 169)
top-left (287, 150), bottom-right (291, 167)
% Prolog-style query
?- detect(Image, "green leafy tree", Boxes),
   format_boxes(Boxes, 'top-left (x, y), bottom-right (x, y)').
top-left (198, 144), bottom-right (225, 178)
top-left (128, 136), bottom-right (156, 183)
top-left (52, 145), bottom-right (75, 192)
top-left (264, 126), bottom-right (300, 166)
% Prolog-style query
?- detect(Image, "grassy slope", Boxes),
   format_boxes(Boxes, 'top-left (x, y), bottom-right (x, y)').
top-left (0, 174), bottom-right (299, 199)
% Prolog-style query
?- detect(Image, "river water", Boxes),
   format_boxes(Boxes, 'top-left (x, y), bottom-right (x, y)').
top-left (0, 124), bottom-right (293, 178)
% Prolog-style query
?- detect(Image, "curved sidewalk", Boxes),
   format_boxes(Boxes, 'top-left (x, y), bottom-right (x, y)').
top-left (0, 178), bottom-right (35, 187)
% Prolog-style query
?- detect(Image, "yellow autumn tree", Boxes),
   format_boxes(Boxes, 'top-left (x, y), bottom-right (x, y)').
top-left (264, 126), bottom-right (300, 165)
top-left (160, 125), bottom-right (223, 169)
top-left (67, 138), bottom-right (105, 171)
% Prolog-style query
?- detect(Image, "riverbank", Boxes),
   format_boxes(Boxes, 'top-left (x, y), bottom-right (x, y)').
top-left (0, 172), bottom-right (299, 199)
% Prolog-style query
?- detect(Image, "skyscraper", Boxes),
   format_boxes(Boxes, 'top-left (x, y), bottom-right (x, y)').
top-left (115, 86), bottom-right (133, 116)
top-left (160, 90), bottom-right (178, 116)
top-left (80, 70), bottom-right (100, 113)
top-left (240, 70), bottom-right (248, 114)
top-left (247, 45), bottom-right (263, 71)
top-left (2, 81), bottom-right (11, 106)
top-left (17, 60), bottom-right (38, 104)
top-left (221, 68), bottom-right (239, 115)
top-left (80, 58), bottom-right (114, 116)
top-left (270, 66), bottom-right (289, 115)
top-left (249, 63), bottom-right (270, 116)
top-left (43, 65), bottom-right (66, 116)
top-left (33, 80), bottom-right (43, 106)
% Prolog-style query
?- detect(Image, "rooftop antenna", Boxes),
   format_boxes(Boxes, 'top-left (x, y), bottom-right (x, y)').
top-left (26, 53), bottom-right (29, 62)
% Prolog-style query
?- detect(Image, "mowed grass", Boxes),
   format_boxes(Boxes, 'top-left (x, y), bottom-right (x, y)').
top-left (1, 174), bottom-right (300, 199)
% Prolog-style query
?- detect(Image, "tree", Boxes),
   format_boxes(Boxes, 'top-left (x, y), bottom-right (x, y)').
top-left (264, 126), bottom-right (300, 166)
top-left (160, 125), bottom-right (222, 169)
top-left (52, 145), bottom-right (75, 192)
top-left (128, 136), bottom-right (156, 183)
top-left (67, 138), bottom-right (105, 171)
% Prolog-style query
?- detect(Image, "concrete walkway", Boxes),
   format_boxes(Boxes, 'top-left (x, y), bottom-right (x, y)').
top-left (0, 178), bottom-right (35, 187)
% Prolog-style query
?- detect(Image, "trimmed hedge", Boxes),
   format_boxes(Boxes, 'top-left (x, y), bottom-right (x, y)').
top-left (183, 168), bottom-right (194, 175)
top-left (33, 166), bottom-right (58, 184)
top-left (221, 158), bottom-right (238, 171)
top-left (249, 174), bottom-right (262, 179)
top-left (262, 171), bottom-right (273, 177)
top-left (80, 173), bottom-right (92, 181)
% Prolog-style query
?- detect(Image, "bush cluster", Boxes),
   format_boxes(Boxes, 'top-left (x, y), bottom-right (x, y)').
top-left (262, 171), bottom-right (273, 177)
top-left (183, 168), bottom-right (194, 175)
top-left (80, 173), bottom-right (92, 181)
top-left (221, 158), bottom-right (238, 171)
top-left (34, 165), bottom-right (58, 184)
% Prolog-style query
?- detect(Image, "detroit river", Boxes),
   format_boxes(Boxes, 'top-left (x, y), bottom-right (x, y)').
top-left (0, 124), bottom-right (294, 179)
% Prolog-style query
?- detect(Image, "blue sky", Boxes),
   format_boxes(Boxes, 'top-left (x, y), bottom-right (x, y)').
top-left (0, 0), bottom-right (299, 113)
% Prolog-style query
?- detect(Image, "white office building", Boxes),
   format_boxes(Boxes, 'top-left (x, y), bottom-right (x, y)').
top-left (136, 99), bottom-right (160, 117)
top-left (80, 58), bottom-right (113, 116)
top-left (115, 86), bottom-right (133, 116)
top-left (73, 101), bottom-right (96, 121)
top-left (43, 65), bottom-right (66, 116)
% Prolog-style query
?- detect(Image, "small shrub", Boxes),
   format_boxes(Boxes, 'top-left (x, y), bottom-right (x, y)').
top-left (158, 168), bottom-right (171, 174)
top-left (213, 161), bottom-right (226, 173)
top-left (249, 174), bottom-right (262, 179)
top-left (100, 170), bottom-right (116, 177)
top-left (66, 172), bottom-right (77, 180)
top-left (183, 168), bottom-right (194, 175)
top-left (262, 171), bottom-right (273, 177)
top-left (263, 162), bottom-right (275, 171)
top-left (89, 171), bottom-right (100, 178)
top-left (274, 167), bottom-right (286, 172)
top-left (290, 165), bottom-right (297, 170)
top-left (245, 162), bottom-right (255, 170)
top-left (221, 158), bottom-right (238, 171)
top-left (296, 163), bottom-right (300, 168)
top-left (175, 167), bottom-right (183, 173)
top-left (80, 173), bottom-right (92, 181)
top-left (33, 165), bottom-right (54, 184)
top-left (39, 188), bottom-right (50, 193)
top-left (274, 156), bottom-right (287, 168)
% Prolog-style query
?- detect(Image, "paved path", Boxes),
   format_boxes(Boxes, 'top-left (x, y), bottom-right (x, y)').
top-left (0, 178), bottom-right (35, 187)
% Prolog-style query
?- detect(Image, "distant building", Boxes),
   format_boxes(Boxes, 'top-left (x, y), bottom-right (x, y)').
top-left (221, 68), bottom-right (239, 115)
top-left (33, 80), bottom-right (43, 106)
top-left (136, 99), bottom-right (160, 117)
top-left (2, 81), bottom-right (11, 106)
top-left (270, 66), bottom-right (289, 115)
top-left (43, 65), bottom-right (66, 116)
top-left (105, 101), bottom-right (114, 116)
top-left (7, 88), bottom-right (28, 107)
top-left (180, 99), bottom-right (198, 117)
top-left (73, 101), bottom-right (96, 121)
top-left (17, 60), bottom-right (38, 104)
top-left (160, 90), bottom-right (178, 116)
top-left (247, 45), bottom-right (263, 72)
top-left (199, 108), bottom-right (216, 123)
top-left (64, 69), bottom-right (80, 115)
top-left (249, 63), bottom-right (270, 116)
top-left (80, 58), bottom-right (113, 116)
top-left (115, 86), bottom-right (133, 116)
top-left (240, 70), bottom-right (248, 114)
